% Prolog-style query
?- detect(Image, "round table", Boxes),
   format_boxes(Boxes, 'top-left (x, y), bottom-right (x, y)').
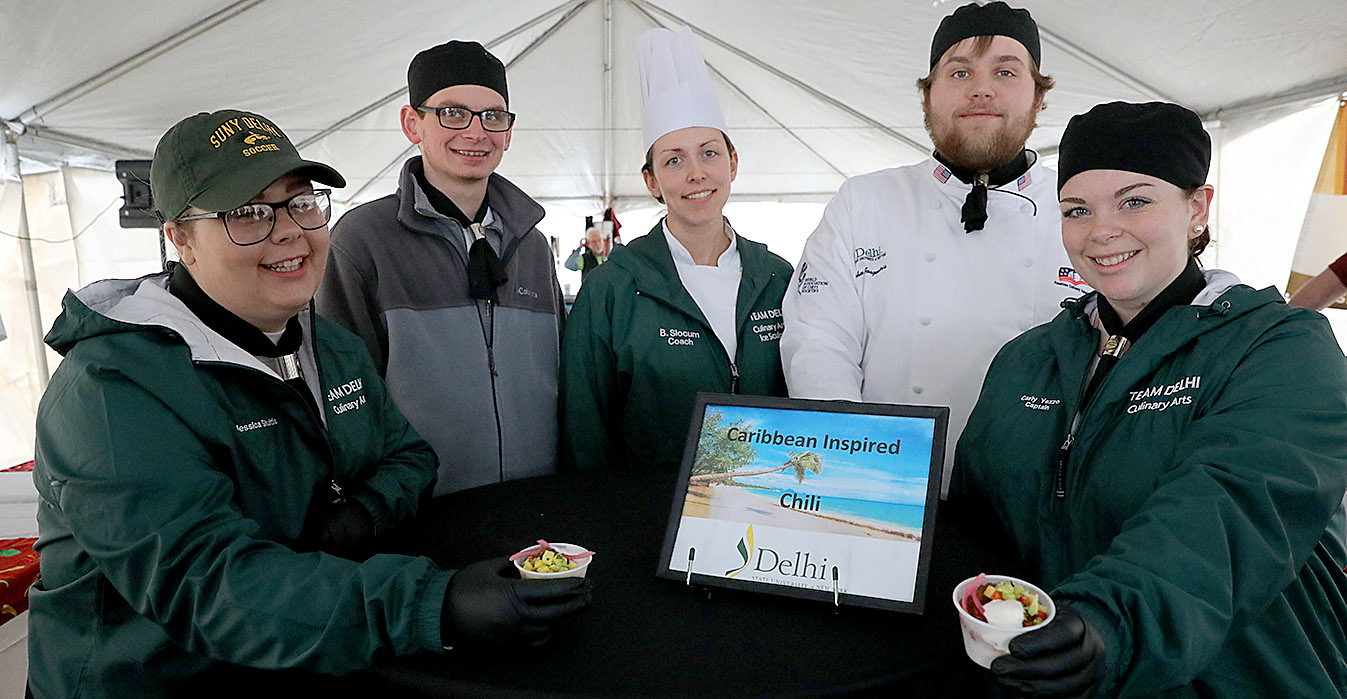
top-left (352, 467), bottom-right (1021, 698)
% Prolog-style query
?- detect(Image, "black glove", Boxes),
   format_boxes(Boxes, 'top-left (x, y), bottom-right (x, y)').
top-left (442, 558), bottom-right (591, 649)
top-left (317, 500), bottom-right (376, 553)
top-left (990, 605), bottom-right (1106, 698)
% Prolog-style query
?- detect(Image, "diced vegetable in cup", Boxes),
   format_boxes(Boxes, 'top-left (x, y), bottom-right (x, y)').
top-left (510, 540), bottom-right (595, 579)
top-left (952, 573), bottom-right (1055, 668)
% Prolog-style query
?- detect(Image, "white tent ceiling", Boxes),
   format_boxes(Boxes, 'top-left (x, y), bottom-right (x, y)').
top-left (4, 0), bottom-right (1346, 210)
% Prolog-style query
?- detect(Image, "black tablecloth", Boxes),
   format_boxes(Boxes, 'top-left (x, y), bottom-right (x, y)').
top-left (334, 467), bottom-right (1021, 698)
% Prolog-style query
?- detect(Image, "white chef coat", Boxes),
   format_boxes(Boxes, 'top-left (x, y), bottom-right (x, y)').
top-left (665, 220), bottom-right (743, 362)
top-left (781, 155), bottom-right (1089, 494)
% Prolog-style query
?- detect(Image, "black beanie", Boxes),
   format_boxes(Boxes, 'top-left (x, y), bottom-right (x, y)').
top-left (930, 1), bottom-right (1041, 69)
top-left (408, 40), bottom-right (508, 108)
top-left (1057, 101), bottom-right (1211, 193)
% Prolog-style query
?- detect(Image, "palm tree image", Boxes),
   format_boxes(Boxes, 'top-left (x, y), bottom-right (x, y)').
top-left (689, 450), bottom-right (823, 484)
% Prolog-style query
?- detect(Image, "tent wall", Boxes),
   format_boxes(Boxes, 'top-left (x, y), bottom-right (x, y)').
top-left (0, 167), bottom-right (159, 471)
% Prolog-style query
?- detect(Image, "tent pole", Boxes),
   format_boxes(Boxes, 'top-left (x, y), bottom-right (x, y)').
top-left (602, 0), bottom-right (615, 206)
top-left (2, 126), bottom-right (50, 390)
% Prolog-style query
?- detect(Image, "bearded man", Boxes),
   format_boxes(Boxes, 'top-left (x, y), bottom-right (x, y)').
top-left (781, 2), bottom-right (1088, 494)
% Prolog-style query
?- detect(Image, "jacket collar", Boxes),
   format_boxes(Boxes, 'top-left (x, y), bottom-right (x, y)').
top-left (59, 271), bottom-right (314, 380)
top-left (1055, 268), bottom-right (1268, 365)
top-left (609, 220), bottom-right (780, 330)
top-left (394, 156), bottom-right (544, 246)
top-left (929, 150), bottom-right (1041, 193)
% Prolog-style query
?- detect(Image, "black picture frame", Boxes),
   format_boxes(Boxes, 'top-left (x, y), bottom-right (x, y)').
top-left (655, 393), bottom-right (949, 613)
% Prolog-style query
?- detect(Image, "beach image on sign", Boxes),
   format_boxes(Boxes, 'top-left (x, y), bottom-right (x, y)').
top-left (682, 404), bottom-right (932, 540)
top-left (670, 403), bottom-right (936, 602)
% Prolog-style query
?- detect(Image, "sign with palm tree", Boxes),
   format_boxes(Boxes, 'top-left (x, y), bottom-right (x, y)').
top-left (690, 450), bottom-right (823, 484)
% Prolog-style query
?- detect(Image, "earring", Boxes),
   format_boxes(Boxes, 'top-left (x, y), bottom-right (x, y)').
top-left (1194, 224), bottom-right (1205, 234)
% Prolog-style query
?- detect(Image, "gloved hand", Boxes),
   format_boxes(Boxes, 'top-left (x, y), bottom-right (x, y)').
top-left (317, 500), bottom-right (376, 553)
top-left (990, 605), bottom-right (1105, 698)
top-left (442, 558), bottom-right (591, 649)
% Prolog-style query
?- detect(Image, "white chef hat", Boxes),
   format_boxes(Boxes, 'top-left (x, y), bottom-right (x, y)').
top-left (638, 27), bottom-right (727, 153)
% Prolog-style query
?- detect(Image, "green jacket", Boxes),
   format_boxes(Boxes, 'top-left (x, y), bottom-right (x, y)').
top-left (29, 274), bottom-right (451, 698)
top-left (561, 223), bottom-right (792, 471)
top-left (954, 273), bottom-right (1347, 697)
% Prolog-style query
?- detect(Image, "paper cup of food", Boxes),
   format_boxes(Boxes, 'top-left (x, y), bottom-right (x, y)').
top-left (953, 573), bottom-right (1055, 668)
top-left (510, 540), bottom-right (594, 579)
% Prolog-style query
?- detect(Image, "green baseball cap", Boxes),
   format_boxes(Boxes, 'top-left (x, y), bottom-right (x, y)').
top-left (150, 109), bottom-right (345, 222)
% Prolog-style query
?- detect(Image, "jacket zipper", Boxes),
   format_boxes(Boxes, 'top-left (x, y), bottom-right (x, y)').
top-left (484, 298), bottom-right (504, 482)
top-left (637, 290), bottom-right (742, 394)
top-left (1054, 334), bottom-right (1128, 499)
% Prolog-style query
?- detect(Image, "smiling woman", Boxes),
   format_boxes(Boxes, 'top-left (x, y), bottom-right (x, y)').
top-left (953, 101), bottom-right (1347, 697)
top-left (25, 109), bottom-right (592, 697)
top-left (560, 27), bottom-right (793, 472)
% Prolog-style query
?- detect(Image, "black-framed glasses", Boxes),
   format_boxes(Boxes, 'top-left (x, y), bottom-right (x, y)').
top-left (177, 189), bottom-right (332, 246)
top-left (416, 105), bottom-right (516, 132)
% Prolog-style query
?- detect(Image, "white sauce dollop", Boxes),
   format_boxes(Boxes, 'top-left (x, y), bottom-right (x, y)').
top-left (983, 599), bottom-right (1026, 629)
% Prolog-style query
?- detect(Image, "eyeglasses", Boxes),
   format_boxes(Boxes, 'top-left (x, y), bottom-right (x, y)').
top-left (416, 105), bottom-right (516, 132)
top-left (177, 189), bottom-right (332, 246)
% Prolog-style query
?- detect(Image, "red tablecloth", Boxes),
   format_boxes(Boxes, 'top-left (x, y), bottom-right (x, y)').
top-left (0, 537), bottom-right (39, 625)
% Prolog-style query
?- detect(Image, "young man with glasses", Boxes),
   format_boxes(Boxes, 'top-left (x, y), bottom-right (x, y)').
top-left (317, 40), bottom-right (565, 495)
top-left (28, 109), bottom-right (590, 697)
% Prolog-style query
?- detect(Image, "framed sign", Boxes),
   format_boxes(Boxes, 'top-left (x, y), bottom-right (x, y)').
top-left (656, 393), bottom-right (948, 613)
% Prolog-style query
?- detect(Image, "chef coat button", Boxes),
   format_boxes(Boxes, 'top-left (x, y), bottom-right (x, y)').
top-left (925, 252), bottom-right (936, 262)
top-left (1022, 258), bottom-right (1033, 267)
top-left (919, 317), bottom-right (931, 326)
top-left (913, 386), bottom-right (924, 395)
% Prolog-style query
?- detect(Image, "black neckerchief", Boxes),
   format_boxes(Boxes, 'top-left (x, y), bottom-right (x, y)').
top-left (167, 262), bottom-right (302, 357)
top-left (1051, 257), bottom-right (1206, 498)
top-left (1096, 257), bottom-right (1207, 342)
top-left (410, 160), bottom-right (507, 302)
top-left (934, 150), bottom-right (1032, 234)
top-left (935, 149), bottom-right (1029, 188)
top-left (411, 159), bottom-right (487, 228)
top-left (167, 262), bottom-right (318, 416)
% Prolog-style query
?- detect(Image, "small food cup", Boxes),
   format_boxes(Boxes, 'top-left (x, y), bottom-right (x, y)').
top-left (513, 542), bottom-right (592, 579)
top-left (952, 574), bottom-right (1055, 668)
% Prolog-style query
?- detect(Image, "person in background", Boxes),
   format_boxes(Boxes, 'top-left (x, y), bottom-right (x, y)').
top-left (27, 109), bottom-right (589, 698)
top-left (561, 27), bottom-right (792, 471)
top-left (564, 215), bottom-right (609, 282)
top-left (781, 2), bottom-right (1085, 495)
top-left (1288, 253), bottom-right (1347, 309)
top-left (316, 40), bottom-right (564, 495)
top-left (955, 101), bottom-right (1347, 697)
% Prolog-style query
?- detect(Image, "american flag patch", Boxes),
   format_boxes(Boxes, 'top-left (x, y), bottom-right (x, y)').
top-left (1017, 172), bottom-right (1031, 190)
top-left (934, 165), bottom-right (952, 183)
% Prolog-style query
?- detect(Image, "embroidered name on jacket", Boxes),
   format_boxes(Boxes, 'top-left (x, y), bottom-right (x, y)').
top-left (236, 417), bottom-right (279, 432)
top-left (854, 246), bottom-right (887, 278)
top-left (1126, 375), bottom-right (1201, 414)
top-left (660, 327), bottom-right (701, 346)
top-left (327, 377), bottom-right (367, 414)
top-left (1020, 395), bottom-right (1060, 411)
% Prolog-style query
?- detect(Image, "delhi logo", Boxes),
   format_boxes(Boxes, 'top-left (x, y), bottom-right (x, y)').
top-left (725, 525), bottom-right (755, 578)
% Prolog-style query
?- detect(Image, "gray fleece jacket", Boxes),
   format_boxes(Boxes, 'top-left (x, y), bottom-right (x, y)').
top-left (316, 158), bottom-right (563, 494)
